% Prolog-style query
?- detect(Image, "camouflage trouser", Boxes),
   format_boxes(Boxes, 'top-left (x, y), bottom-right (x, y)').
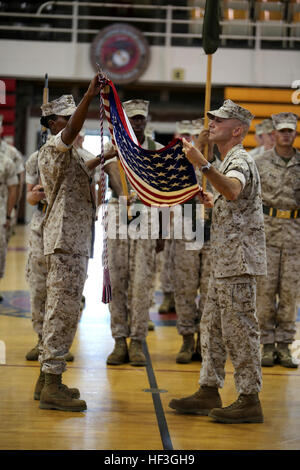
top-left (107, 236), bottom-right (130, 338)
top-left (128, 237), bottom-right (156, 337)
top-left (172, 238), bottom-right (201, 336)
top-left (107, 203), bottom-right (156, 341)
top-left (199, 274), bottom-right (262, 395)
top-left (25, 227), bottom-right (47, 340)
top-left (256, 244), bottom-right (300, 344)
top-left (40, 253), bottom-right (88, 375)
top-left (0, 224), bottom-right (7, 278)
top-left (158, 239), bottom-right (174, 293)
top-left (197, 240), bottom-right (213, 333)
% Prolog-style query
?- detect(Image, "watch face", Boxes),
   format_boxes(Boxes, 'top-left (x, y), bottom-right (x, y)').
top-left (90, 23), bottom-right (150, 84)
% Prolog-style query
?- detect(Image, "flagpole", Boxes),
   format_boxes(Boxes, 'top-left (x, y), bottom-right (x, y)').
top-left (202, 53), bottom-right (212, 192)
top-left (201, 0), bottom-right (220, 191)
top-left (204, 54), bottom-right (212, 131)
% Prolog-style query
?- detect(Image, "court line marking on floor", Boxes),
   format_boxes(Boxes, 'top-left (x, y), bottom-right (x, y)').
top-left (142, 340), bottom-right (174, 451)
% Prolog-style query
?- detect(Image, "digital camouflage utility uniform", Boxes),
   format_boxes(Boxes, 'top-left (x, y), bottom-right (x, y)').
top-left (26, 145), bottom-right (94, 347)
top-left (25, 150), bottom-right (47, 343)
top-left (255, 147), bottom-right (300, 345)
top-left (0, 151), bottom-right (18, 278)
top-left (107, 137), bottom-right (163, 341)
top-left (199, 144), bottom-right (267, 395)
top-left (0, 138), bottom-right (24, 237)
top-left (38, 130), bottom-right (95, 375)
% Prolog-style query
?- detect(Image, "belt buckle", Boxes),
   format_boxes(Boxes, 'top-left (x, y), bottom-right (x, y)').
top-left (276, 209), bottom-right (290, 219)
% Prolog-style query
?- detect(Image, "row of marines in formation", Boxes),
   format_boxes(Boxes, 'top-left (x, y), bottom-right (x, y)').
top-left (0, 75), bottom-right (299, 424)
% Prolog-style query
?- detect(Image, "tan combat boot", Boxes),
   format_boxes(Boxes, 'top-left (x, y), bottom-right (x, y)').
top-left (209, 393), bottom-right (264, 423)
top-left (128, 339), bottom-right (147, 367)
top-left (148, 320), bottom-right (155, 331)
top-left (169, 386), bottom-right (222, 415)
top-left (25, 343), bottom-right (40, 361)
top-left (261, 343), bottom-right (276, 367)
top-left (176, 334), bottom-right (195, 364)
top-left (276, 342), bottom-right (298, 368)
top-left (106, 338), bottom-right (129, 365)
top-left (158, 292), bottom-right (175, 314)
top-left (39, 373), bottom-right (87, 412)
top-left (34, 369), bottom-right (80, 400)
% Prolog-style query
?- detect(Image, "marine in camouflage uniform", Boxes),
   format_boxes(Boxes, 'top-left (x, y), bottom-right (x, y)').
top-left (25, 141), bottom-right (93, 361)
top-left (156, 120), bottom-right (220, 364)
top-left (0, 115), bottom-right (25, 238)
top-left (169, 100), bottom-right (267, 424)
top-left (0, 148), bottom-right (18, 297)
top-left (248, 122), bottom-right (264, 159)
top-left (165, 120), bottom-right (220, 364)
top-left (157, 120), bottom-right (205, 319)
top-left (165, 120), bottom-right (203, 363)
top-left (25, 150), bottom-right (48, 358)
top-left (157, 120), bottom-right (197, 318)
top-left (249, 119), bottom-right (275, 161)
top-left (255, 112), bottom-right (300, 368)
top-left (35, 77), bottom-right (107, 412)
top-left (105, 99), bottom-right (164, 367)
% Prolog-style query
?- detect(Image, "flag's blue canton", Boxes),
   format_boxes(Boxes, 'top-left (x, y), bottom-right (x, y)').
top-left (109, 89), bottom-right (197, 193)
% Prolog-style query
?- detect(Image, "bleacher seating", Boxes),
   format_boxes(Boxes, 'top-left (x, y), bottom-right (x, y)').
top-left (187, 0), bottom-right (205, 36)
top-left (221, 1), bottom-right (253, 45)
top-left (0, 0), bottom-right (299, 49)
top-left (255, 1), bottom-right (287, 41)
top-left (288, 0), bottom-right (300, 45)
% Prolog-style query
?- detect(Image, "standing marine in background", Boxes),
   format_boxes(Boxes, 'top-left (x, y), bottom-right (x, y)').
top-left (106, 99), bottom-right (164, 367)
top-left (256, 112), bottom-right (300, 368)
top-left (0, 115), bottom-right (25, 238)
top-left (0, 144), bottom-right (18, 300)
top-left (249, 118), bottom-right (274, 160)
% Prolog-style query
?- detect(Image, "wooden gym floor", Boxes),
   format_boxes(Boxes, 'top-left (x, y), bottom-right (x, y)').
top-left (0, 223), bottom-right (299, 451)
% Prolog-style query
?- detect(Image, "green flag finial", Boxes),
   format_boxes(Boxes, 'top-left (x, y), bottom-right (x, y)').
top-left (202, 0), bottom-right (221, 55)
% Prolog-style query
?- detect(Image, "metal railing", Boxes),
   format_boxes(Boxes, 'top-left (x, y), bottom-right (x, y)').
top-left (0, 1), bottom-right (299, 47)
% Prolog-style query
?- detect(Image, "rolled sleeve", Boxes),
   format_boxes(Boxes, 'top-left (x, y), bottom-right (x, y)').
top-left (224, 155), bottom-right (250, 191)
top-left (7, 175), bottom-right (18, 186)
top-left (25, 173), bottom-right (38, 185)
top-left (104, 156), bottom-right (118, 167)
top-left (6, 158), bottom-right (18, 186)
top-left (226, 170), bottom-right (246, 190)
top-left (54, 130), bottom-right (73, 152)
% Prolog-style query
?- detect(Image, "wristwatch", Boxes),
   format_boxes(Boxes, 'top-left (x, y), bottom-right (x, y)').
top-left (201, 161), bottom-right (211, 172)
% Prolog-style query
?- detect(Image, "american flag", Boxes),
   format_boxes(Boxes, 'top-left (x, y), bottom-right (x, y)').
top-left (101, 80), bottom-right (200, 207)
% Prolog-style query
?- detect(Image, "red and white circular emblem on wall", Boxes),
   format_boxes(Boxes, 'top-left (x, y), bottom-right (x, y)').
top-left (90, 23), bottom-right (150, 84)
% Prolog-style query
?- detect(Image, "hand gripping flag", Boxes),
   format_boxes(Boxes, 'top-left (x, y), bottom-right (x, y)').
top-left (101, 80), bottom-right (200, 207)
